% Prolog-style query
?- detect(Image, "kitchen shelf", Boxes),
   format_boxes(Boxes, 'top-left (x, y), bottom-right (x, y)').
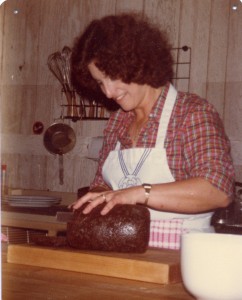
top-left (61, 103), bottom-right (110, 122)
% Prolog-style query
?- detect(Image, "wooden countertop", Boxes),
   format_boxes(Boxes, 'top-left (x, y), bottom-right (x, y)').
top-left (2, 245), bottom-right (195, 300)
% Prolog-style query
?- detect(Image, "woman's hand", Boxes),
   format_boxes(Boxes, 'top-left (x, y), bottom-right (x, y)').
top-left (69, 185), bottom-right (144, 215)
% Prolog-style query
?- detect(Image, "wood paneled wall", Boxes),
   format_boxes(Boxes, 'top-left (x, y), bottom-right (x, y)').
top-left (1, 0), bottom-right (242, 193)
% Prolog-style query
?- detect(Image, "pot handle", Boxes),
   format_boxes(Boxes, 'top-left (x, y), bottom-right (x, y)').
top-left (59, 155), bottom-right (64, 185)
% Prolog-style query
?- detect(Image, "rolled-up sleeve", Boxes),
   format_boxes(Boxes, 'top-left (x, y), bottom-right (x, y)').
top-left (183, 104), bottom-right (235, 197)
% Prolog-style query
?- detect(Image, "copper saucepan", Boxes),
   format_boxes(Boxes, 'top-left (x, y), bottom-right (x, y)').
top-left (43, 123), bottom-right (76, 185)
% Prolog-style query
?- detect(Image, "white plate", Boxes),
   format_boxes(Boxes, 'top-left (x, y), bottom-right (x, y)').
top-left (4, 195), bottom-right (61, 201)
top-left (8, 201), bottom-right (60, 207)
top-left (6, 199), bottom-right (61, 203)
top-left (3, 195), bottom-right (62, 207)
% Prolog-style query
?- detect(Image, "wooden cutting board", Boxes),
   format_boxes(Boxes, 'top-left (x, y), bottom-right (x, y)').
top-left (7, 244), bottom-right (181, 284)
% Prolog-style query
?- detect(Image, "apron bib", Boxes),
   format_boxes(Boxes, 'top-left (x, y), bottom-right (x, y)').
top-left (102, 84), bottom-right (213, 249)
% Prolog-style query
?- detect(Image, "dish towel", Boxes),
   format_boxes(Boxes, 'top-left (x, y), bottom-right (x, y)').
top-left (149, 219), bottom-right (189, 250)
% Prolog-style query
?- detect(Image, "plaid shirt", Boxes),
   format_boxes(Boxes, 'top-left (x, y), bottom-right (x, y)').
top-left (90, 83), bottom-right (235, 197)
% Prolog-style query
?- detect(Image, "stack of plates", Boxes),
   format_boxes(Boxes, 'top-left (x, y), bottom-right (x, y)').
top-left (3, 195), bottom-right (61, 207)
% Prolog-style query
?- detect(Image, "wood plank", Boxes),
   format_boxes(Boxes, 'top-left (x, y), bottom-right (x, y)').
top-left (206, 0), bottom-right (230, 118)
top-left (115, 0), bottom-right (144, 14)
top-left (0, 1), bottom-right (4, 82)
top-left (179, 0), bottom-right (211, 98)
top-left (144, 0), bottom-right (180, 46)
top-left (7, 244), bottom-right (182, 284)
top-left (8, 0), bottom-right (40, 86)
top-left (224, 0), bottom-right (242, 180)
top-left (224, 0), bottom-right (242, 139)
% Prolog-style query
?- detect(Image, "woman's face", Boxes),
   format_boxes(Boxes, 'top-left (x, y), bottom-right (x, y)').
top-left (88, 62), bottom-right (150, 112)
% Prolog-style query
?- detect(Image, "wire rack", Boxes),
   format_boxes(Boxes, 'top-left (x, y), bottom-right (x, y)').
top-left (171, 45), bottom-right (191, 92)
top-left (63, 45), bottom-right (191, 121)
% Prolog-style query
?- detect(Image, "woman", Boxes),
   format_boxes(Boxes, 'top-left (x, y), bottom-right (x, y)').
top-left (70, 13), bottom-right (235, 249)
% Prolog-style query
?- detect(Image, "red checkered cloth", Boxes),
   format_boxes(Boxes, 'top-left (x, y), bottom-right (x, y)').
top-left (149, 219), bottom-right (189, 250)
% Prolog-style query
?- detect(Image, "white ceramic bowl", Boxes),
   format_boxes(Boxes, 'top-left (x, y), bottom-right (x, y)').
top-left (181, 233), bottom-right (242, 300)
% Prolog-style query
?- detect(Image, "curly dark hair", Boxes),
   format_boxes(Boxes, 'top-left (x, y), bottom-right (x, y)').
top-left (71, 13), bottom-right (173, 103)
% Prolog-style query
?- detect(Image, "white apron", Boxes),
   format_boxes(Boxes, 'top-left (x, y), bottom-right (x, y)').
top-left (102, 84), bottom-right (213, 249)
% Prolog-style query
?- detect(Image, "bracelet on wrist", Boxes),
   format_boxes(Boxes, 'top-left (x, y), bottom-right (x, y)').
top-left (142, 183), bottom-right (152, 205)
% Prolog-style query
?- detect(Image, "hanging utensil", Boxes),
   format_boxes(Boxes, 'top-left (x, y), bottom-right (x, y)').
top-left (43, 122), bottom-right (76, 185)
top-left (61, 46), bottom-right (73, 90)
top-left (47, 50), bottom-right (79, 118)
top-left (61, 46), bottom-right (86, 119)
top-left (47, 52), bottom-right (69, 91)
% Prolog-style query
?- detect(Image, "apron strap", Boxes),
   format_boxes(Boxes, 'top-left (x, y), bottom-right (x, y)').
top-left (115, 141), bottom-right (121, 150)
top-left (155, 84), bottom-right (177, 148)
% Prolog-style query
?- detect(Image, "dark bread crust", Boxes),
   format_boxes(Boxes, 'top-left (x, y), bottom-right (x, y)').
top-left (67, 203), bottom-right (150, 253)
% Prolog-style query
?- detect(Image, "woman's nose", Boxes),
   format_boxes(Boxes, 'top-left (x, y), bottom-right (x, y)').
top-left (101, 81), bottom-right (116, 99)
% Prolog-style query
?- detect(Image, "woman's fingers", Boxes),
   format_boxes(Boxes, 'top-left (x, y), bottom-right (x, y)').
top-left (82, 195), bottom-right (104, 214)
top-left (100, 199), bottom-right (116, 215)
top-left (68, 192), bottom-right (99, 210)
